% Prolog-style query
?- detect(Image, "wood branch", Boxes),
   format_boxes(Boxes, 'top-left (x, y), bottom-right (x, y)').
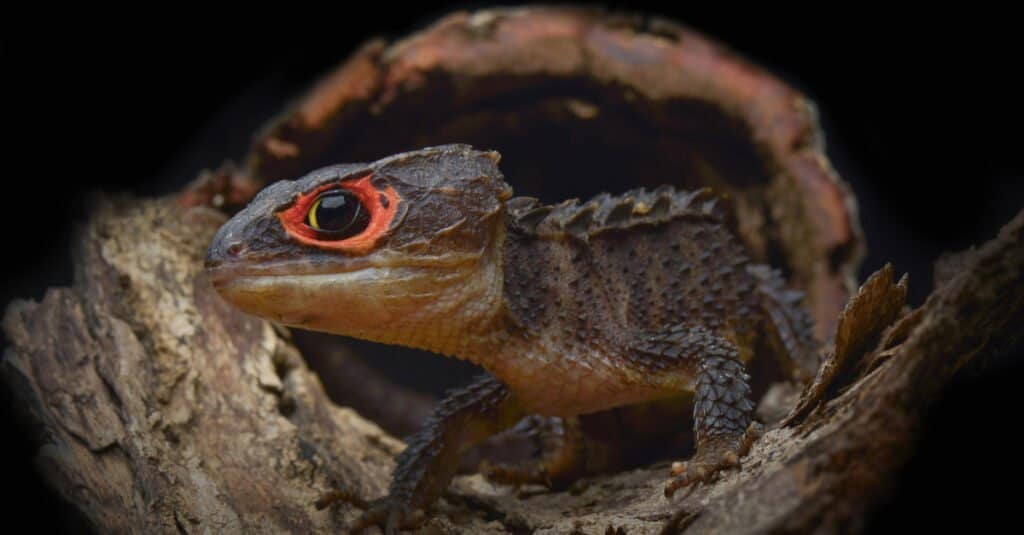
top-left (3, 191), bottom-right (1021, 533)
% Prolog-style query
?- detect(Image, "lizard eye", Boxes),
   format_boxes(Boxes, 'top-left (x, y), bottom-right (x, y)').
top-left (278, 174), bottom-right (401, 254)
top-left (305, 189), bottom-right (370, 239)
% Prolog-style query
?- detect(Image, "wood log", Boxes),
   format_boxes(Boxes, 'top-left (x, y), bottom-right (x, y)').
top-left (4, 193), bottom-right (1021, 533)
top-left (4, 6), bottom-right (1023, 534)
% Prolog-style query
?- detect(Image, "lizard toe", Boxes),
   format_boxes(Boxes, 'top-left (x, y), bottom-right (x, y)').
top-left (664, 438), bottom-right (749, 497)
top-left (665, 460), bottom-right (714, 497)
top-left (665, 421), bottom-right (763, 497)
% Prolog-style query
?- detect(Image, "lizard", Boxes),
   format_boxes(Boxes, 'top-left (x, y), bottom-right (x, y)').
top-left (204, 144), bottom-right (819, 533)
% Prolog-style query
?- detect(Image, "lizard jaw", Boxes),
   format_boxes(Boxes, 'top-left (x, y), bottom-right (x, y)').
top-left (207, 261), bottom-right (503, 356)
top-left (210, 266), bottom-right (424, 332)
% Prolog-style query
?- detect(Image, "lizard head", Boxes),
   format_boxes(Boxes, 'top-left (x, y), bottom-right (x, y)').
top-left (205, 145), bottom-right (512, 350)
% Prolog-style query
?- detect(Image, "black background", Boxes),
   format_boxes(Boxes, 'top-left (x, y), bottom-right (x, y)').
top-left (4, 3), bottom-right (1022, 531)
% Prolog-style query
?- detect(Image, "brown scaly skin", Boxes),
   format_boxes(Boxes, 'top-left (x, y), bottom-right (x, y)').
top-left (205, 145), bottom-right (818, 533)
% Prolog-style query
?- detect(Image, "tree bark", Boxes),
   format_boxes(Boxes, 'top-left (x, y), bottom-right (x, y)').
top-left (5, 193), bottom-right (1021, 534)
top-left (4, 6), bottom-right (1023, 534)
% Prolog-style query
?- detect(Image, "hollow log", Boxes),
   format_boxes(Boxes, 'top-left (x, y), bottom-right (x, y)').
top-left (4, 6), bottom-right (1022, 534)
top-left (5, 193), bottom-right (1022, 533)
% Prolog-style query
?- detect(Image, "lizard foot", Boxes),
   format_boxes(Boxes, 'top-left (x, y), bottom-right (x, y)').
top-left (315, 491), bottom-right (424, 534)
top-left (664, 422), bottom-right (762, 498)
top-left (664, 450), bottom-right (737, 497)
top-left (348, 497), bottom-right (425, 535)
top-left (481, 416), bottom-right (585, 490)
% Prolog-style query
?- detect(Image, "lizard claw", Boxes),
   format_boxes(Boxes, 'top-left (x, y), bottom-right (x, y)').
top-left (665, 423), bottom-right (761, 498)
top-left (664, 458), bottom-right (719, 497)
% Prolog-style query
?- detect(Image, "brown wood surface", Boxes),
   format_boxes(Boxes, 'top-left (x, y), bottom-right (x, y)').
top-left (4, 6), bottom-right (1023, 534)
top-left (4, 194), bottom-right (1021, 533)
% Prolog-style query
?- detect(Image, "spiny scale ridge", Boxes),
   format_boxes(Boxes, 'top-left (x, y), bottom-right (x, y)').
top-left (507, 186), bottom-right (723, 238)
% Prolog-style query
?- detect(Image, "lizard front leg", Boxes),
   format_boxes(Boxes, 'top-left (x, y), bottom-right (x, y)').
top-left (665, 331), bottom-right (758, 496)
top-left (348, 374), bottom-right (526, 534)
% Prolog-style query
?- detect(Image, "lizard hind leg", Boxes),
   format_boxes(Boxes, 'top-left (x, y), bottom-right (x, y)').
top-left (667, 339), bottom-right (759, 496)
top-left (633, 325), bottom-right (760, 497)
top-left (482, 415), bottom-right (587, 490)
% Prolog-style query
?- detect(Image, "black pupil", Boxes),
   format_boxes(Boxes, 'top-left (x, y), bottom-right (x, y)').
top-left (308, 190), bottom-right (370, 239)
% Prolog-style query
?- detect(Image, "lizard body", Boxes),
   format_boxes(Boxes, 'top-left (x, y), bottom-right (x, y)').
top-left (205, 145), bottom-right (818, 532)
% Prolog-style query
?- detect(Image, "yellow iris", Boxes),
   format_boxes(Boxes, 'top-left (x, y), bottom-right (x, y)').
top-left (307, 196), bottom-right (324, 229)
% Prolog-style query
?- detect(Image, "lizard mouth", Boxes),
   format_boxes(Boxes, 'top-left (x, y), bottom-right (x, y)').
top-left (205, 265), bottom-right (414, 331)
top-left (209, 267), bottom-right (395, 293)
top-left (204, 253), bottom-right (483, 290)
top-left (204, 257), bottom-right (377, 289)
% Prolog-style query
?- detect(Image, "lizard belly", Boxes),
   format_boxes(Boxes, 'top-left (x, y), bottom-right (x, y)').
top-left (486, 338), bottom-right (694, 417)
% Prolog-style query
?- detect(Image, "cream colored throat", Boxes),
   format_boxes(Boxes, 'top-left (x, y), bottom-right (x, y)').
top-left (216, 262), bottom-right (506, 360)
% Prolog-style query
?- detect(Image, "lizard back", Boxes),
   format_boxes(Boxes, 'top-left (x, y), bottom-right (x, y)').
top-left (497, 186), bottom-right (817, 413)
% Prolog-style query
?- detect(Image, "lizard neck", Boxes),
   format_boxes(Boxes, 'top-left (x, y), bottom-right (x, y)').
top-left (362, 229), bottom-right (509, 362)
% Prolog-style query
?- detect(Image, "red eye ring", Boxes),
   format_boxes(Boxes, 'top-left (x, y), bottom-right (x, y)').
top-left (278, 174), bottom-right (401, 254)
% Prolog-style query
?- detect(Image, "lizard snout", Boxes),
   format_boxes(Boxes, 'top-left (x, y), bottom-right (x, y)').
top-left (205, 224), bottom-right (252, 287)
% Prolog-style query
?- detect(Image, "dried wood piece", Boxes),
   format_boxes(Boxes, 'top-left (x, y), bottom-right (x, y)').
top-left (783, 264), bottom-right (908, 426)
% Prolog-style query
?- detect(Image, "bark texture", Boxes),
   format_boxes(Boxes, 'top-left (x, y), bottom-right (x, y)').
top-left (5, 196), bottom-right (1022, 534)
top-left (4, 6), bottom-right (1023, 534)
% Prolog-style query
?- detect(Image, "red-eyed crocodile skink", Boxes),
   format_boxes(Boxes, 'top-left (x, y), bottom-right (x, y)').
top-left (205, 144), bottom-right (819, 532)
